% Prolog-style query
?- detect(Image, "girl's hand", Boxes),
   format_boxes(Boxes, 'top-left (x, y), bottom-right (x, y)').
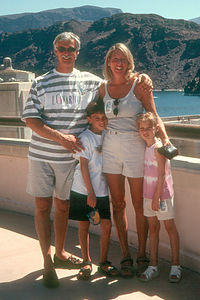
top-left (152, 198), bottom-right (160, 211)
top-left (87, 191), bottom-right (96, 208)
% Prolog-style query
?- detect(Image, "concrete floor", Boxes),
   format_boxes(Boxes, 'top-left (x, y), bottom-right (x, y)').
top-left (0, 209), bottom-right (200, 300)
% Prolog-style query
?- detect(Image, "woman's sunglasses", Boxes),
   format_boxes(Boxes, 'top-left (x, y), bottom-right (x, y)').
top-left (113, 99), bottom-right (120, 116)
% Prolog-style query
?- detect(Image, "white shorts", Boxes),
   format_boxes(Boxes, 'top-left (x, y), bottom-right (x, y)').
top-left (143, 197), bottom-right (175, 220)
top-left (27, 160), bottom-right (77, 200)
top-left (102, 129), bottom-right (145, 178)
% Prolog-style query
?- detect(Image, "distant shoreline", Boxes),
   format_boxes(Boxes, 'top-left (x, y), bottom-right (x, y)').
top-left (153, 89), bottom-right (184, 92)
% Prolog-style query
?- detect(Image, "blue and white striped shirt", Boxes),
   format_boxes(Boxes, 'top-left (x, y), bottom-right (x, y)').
top-left (22, 68), bottom-right (102, 162)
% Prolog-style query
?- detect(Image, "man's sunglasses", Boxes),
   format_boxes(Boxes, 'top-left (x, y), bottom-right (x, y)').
top-left (56, 46), bottom-right (77, 53)
top-left (113, 99), bottom-right (120, 116)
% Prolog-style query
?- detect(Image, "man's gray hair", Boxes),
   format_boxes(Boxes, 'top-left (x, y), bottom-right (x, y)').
top-left (53, 32), bottom-right (81, 51)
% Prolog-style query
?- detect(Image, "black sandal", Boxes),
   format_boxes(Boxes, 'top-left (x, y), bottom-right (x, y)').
top-left (98, 261), bottom-right (120, 277)
top-left (136, 256), bottom-right (150, 276)
top-left (120, 257), bottom-right (135, 278)
top-left (77, 261), bottom-right (92, 280)
top-left (136, 256), bottom-right (150, 265)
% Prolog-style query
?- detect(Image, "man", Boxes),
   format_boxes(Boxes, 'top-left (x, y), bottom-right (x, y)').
top-left (22, 32), bottom-right (103, 288)
top-left (22, 31), bottom-right (152, 288)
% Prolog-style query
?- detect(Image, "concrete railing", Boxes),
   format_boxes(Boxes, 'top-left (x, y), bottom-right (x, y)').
top-left (0, 138), bottom-right (200, 273)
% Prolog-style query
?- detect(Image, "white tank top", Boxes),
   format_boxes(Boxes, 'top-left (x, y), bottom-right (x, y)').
top-left (103, 80), bottom-right (144, 132)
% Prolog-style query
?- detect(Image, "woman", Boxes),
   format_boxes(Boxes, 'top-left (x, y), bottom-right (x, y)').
top-left (99, 43), bottom-right (169, 278)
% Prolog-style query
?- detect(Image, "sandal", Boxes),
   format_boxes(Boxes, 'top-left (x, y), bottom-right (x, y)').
top-left (169, 265), bottom-right (182, 283)
top-left (43, 268), bottom-right (59, 288)
top-left (120, 257), bottom-right (135, 278)
top-left (136, 256), bottom-right (150, 266)
top-left (98, 261), bottom-right (120, 277)
top-left (54, 254), bottom-right (83, 269)
top-left (77, 261), bottom-right (92, 280)
top-left (136, 256), bottom-right (150, 275)
top-left (139, 266), bottom-right (159, 282)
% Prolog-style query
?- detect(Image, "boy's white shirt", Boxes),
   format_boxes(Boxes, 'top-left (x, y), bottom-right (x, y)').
top-left (71, 129), bottom-right (108, 197)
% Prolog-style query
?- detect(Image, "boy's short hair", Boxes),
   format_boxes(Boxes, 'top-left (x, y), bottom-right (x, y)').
top-left (86, 97), bottom-right (105, 117)
top-left (136, 112), bottom-right (158, 127)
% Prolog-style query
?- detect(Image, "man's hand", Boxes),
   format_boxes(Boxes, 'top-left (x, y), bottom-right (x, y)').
top-left (60, 134), bottom-right (84, 153)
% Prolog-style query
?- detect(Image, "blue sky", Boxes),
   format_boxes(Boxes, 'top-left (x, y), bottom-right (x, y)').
top-left (0, 0), bottom-right (200, 20)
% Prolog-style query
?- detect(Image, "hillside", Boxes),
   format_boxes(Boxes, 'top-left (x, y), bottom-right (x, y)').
top-left (0, 6), bottom-right (122, 32)
top-left (0, 13), bottom-right (200, 90)
top-left (190, 17), bottom-right (200, 24)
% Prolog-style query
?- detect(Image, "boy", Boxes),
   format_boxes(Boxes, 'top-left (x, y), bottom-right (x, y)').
top-left (69, 99), bottom-right (119, 280)
top-left (137, 112), bottom-right (181, 283)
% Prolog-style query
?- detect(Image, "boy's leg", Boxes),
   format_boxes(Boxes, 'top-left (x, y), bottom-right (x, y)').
top-left (99, 219), bottom-right (112, 263)
top-left (164, 219), bottom-right (180, 265)
top-left (78, 221), bottom-right (91, 262)
top-left (98, 219), bottom-right (119, 276)
top-left (148, 216), bottom-right (160, 266)
top-left (77, 220), bottom-right (92, 280)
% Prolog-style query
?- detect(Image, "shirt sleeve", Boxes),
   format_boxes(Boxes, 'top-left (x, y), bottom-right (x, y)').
top-left (22, 79), bottom-right (44, 121)
top-left (73, 134), bottom-right (92, 161)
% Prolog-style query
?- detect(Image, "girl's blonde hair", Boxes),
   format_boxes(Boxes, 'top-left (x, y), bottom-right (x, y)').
top-left (136, 112), bottom-right (158, 128)
top-left (103, 43), bottom-right (136, 81)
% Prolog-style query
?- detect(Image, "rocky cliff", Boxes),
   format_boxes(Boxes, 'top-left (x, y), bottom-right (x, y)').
top-left (1, 13), bottom-right (200, 90)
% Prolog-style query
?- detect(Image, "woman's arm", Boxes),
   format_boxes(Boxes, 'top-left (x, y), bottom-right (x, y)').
top-left (99, 83), bottom-right (106, 98)
top-left (134, 87), bottom-right (170, 145)
top-left (80, 157), bottom-right (96, 208)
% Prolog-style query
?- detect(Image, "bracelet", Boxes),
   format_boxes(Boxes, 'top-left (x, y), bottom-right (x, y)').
top-left (88, 189), bottom-right (94, 196)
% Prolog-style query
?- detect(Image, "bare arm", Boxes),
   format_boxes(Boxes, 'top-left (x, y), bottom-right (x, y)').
top-left (25, 118), bottom-right (84, 153)
top-left (80, 157), bottom-right (96, 208)
top-left (134, 86), bottom-right (169, 145)
top-left (99, 83), bottom-right (106, 98)
top-left (152, 148), bottom-right (166, 211)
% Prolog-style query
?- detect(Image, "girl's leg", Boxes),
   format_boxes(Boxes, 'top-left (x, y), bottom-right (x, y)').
top-left (127, 177), bottom-right (148, 258)
top-left (148, 217), bottom-right (160, 266)
top-left (106, 173), bottom-right (130, 258)
top-left (164, 219), bottom-right (180, 265)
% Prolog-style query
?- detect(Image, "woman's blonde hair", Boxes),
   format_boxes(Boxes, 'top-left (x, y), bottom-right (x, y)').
top-left (103, 43), bottom-right (135, 81)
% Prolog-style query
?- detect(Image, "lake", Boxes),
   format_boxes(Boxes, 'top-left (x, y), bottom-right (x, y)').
top-left (153, 91), bottom-right (200, 117)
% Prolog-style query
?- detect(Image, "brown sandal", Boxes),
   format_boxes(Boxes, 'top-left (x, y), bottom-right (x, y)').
top-left (98, 261), bottom-right (120, 277)
top-left (77, 261), bottom-right (92, 280)
top-left (120, 257), bottom-right (135, 278)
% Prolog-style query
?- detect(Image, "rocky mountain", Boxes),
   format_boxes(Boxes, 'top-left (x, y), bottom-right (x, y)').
top-left (184, 69), bottom-right (200, 94)
top-left (1, 13), bottom-right (200, 90)
top-left (190, 17), bottom-right (200, 24)
top-left (0, 6), bottom-right (122, 33)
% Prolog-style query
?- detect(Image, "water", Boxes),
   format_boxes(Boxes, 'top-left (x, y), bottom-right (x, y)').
top-left (153, 91), bottom-right (200, 117)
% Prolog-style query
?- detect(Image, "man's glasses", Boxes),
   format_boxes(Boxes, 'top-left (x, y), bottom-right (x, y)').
top-left (56, 46), bottom-right (77, 53)
top-left (113, 99), bottom-right (120, 116)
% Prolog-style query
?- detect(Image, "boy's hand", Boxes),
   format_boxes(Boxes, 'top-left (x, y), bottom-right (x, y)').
top-left (87, 191), bottom-right (96, 208)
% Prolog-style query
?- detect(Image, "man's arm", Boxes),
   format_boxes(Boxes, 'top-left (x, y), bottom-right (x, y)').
top-left (25, 118), bottom-right (84, 153)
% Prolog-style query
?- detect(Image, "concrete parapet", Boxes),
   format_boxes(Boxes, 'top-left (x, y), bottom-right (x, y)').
top-left (0, 139), bottom-right (199, 273)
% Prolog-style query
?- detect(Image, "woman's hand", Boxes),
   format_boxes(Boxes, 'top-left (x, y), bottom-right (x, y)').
top-left (137, 73), bottom-right (153, 92)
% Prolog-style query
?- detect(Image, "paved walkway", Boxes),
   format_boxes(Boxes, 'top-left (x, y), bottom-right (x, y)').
top-left (0, 209), bottom-right (200, 300)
